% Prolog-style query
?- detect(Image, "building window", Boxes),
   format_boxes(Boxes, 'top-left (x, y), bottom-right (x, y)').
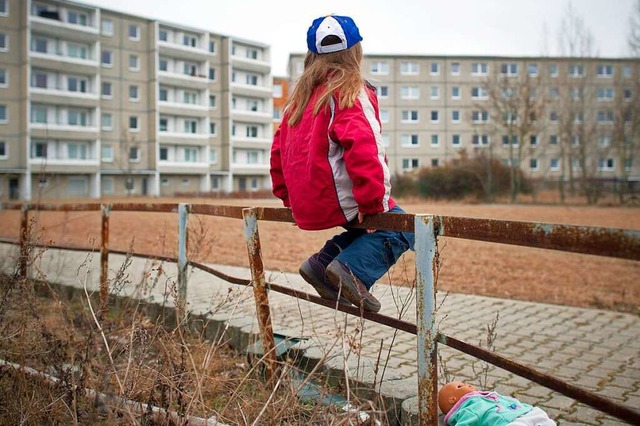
top-left (246, 125), bottom-right (258, 138)
top-left (208, 67), bottom-right (216, 80)
top-left (129, 54), bottom-right (139, 71)
top-left (597, 110), bottom-right (614, 124)
top-left (528, 63), bottom-right (538, 77)
top-left (549, 111), bottom-right (558, 122)
top-left (101, 113), bottom-right (112, 130)
top-left (31, 37), bottom-right (47, 54)
top-left (597, 64), bottom-right (614, 78)
top-left (129, 85), bottom-right (139, 101)
top-left (67, 177), bottom-right (88, 196)
top-left (68, 110), bottom-right (88, 126)
top-left (451, 86), bottom-right (460, 100)
top-left (596, 88), bottom-right (614, 101)
top-left (530, 158), bottom-right (539, 170)
top-left (159, 58), bottom-right (168, 71)
top-left (0, 104), bottom-right (6, 122)
top-left (32, 72), bottom-right (47, 89)
top-left (471, 87), bottom-right (488, 100)
top-left (472, 134), bottom-right (490, 146)
top-left (451, 110), bottom-right (460, 123)
top-left (184, 119), bottom-right (198, 134)
top-left (158, 29), bottom-right (168, 42)
top-left (568, 64), bottom-right (584, 77)
top-left (450, 62), bottom-right (460, 75)
top-left (452, 134), bottom-right (460, 147)
top-left (129, 116), bottom-right (139, 131)
top-left (500, 63), bottom-right (518, 76)
top-left (67, 76), bottom-right (88, 93)
top-left (0, 0), bottom-right (7, 15)
top-left (370, 62), bottom-right (389, 75)
top-left (471, 62), bottom-right (488, 76)
top-left (159, 87), bottom-right (168, 101)
top-left (209, 95), bottom-right (216, 108)
top-left (502, 135), bottom-right (519, 146)
top-left (183, 90), bottom-right (197, 104)
top-left (0, 140), bottom-right (7, 161)
top-left (624, 88), bottom-right (632, 101)
top-left (100, 145), bottom-right (113, 163)
top-left (184, 147), bottom-right (199, 162)
top-left (101, 81), bottom-right (112, 98)
top-left (31, 105), bottom-right (47, 123)
top-left (598, 135), bottom-right (612, 147)
top-left (430, 62), bottom-right (439, 75)
top-left (377, 85), bottom-right (389, 98)
top-left (0, 68), bottom-right (9, 87)
top-left (401, 134), bottom-right (419, 147)
top-left (209, 40), bottom-right (216, 53)
top-left (623, 65), bottom-right (632, 78)
top-left (431, 134), bottom-right (439, 146)
top-left (183, 34), bottom-right (198, 48)
top-left (160, 147), bottom-right (170, 161)
top-left (31, 140), bottom-right (47, 158)
top-left (159, 117), bottom-right (168, 132)
top-left (400, 61), bottom-right (419, 75)
top-left (549, 63), bottom-right (558, 77)
top-left (430, 86), bottom-right (440, 100)
top-left (0, 33), bottom-right (7, 51)
top-left (472, 110), bottom-right (489, 123)
top-left (401, 110), bottom-right (419, 123)
top-left (400, 86), bottom-right (419, 99)
top-left (128, 24), bottom-right (140, 40)
top-left (129, 147), bottom-right (140, 162)
top-left (67, 142), bottom-right (89, 160)
top-left (549, 135), bottom-right (558, 145)
top-left (550, 87), bottom-right (559, 100)
top-left (550, 158), bottom-right (560, 171)
top-left (402, 158), bottom-right (420, 171)
top-left (101, 50), bottom-right (113, 66)
top-left (101, 19), bottom-right (113, 36)
top-left (209, 122), bottom-right (216, 135)
top-left (273, 84), bottom-right (282, 98)
top-left (430, 110), bottom-right (439, 123)
top-left (530, 135), bottom-right (538, 146)
top-left (379, 110), bottom-right (390, 123)
top-left (598, 158), bottom-right (615, 171)
top-left (246, 74), bottom-right (258, 85)
top-left (624, 158), bottom-right (633, 172)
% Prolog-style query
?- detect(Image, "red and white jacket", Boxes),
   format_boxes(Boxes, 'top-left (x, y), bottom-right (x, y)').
top-left (270, 83), bottom-right (396, 230)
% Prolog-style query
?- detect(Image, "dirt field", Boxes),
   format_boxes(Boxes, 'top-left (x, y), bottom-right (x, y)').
top-left (1, 197), bottom-right (638, 314)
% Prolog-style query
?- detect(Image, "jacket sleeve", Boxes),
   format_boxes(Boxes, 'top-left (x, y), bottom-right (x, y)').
top-left (330, 88), bottom-right (392, 214)
top-left (270, 126), bottom-right (290, 207)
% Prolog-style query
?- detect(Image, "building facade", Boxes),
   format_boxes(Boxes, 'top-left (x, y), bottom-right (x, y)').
top-left (287, 54), bottom-right (639, 185)
top-left (0, 0), bottom-right (272, 200)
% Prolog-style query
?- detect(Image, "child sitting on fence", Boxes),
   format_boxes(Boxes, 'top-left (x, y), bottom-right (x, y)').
top-left (438, 381), bottom-right (556, 425)
top-left (269, 14), bottom-right (414, 313)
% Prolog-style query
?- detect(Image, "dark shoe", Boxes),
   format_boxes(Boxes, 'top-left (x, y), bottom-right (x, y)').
top-left (325, 260), bottom-right (381, 313)
top-left (299, 255), bottom-right (351, 306)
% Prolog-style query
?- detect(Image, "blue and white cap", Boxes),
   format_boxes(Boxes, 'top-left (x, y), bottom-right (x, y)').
top-left (306, 15), bottom-right (363, 54)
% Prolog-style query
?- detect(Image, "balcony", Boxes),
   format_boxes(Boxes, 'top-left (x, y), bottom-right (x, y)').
top-left (30, 52), bottom-right (98, 74)
top-left (231, 108), bottom-right (272, 124)
top-left (231, 55), bottom-right (270, 74)
top-left (158, 132), bottom-right (209, 146)
top-left (30, 14), bottom-right (99, 43)
top-left (159, 101), bottom-right (209, 118)
top-left (158, 160), bottom-right (209, 174)
top-left (159, 71), bottom-right (210, 90)
top-left (230, 163), bottom-right (270, 175)
top-left (159, 41), bottom-right (210, 62)
top-left (231, 82), bottom-right (272, 98)
top-left (231, 136), bottom-right (272, 150)
top-left (30, 87), bottom-right (99, 108)
top-left (30, 124), bottom-right (99, 141)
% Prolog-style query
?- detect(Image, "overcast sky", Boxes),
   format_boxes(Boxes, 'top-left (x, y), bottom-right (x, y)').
top-left (82, 0), bottom-right (636, 76)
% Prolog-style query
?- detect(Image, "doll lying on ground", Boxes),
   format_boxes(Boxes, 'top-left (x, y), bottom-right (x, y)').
top-left (438, 381), bottom-right (556, 425)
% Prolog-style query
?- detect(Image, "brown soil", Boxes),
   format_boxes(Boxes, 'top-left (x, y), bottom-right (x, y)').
top-left (1, 197), bottom-right (638, 314)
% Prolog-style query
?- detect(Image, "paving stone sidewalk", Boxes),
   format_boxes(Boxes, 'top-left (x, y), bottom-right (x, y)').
top-left (1, 243), bottom-right (638, 425)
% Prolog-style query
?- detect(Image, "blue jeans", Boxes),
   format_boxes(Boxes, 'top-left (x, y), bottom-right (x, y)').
top-left (320, 206), bottom-right (415, 289)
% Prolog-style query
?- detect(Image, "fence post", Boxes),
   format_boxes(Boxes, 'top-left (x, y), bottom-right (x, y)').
top-left (415, 214), bottom-right (439, 425)
top-left (18, 204), bottom-right (30, 280)
top-left (100, 204), bottom-right (111, 316)
top-left (177, 203), bottom-right (189, 317)
top-left (242, 207), bottom-right (277, 385)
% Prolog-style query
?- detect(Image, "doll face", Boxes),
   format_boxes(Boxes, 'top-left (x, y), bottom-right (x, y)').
top-left (438, 381), bottom-right (477, 414)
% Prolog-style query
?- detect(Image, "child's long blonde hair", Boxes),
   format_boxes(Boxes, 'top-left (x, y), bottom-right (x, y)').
top-left (286, 43), bottom-right (364, 126)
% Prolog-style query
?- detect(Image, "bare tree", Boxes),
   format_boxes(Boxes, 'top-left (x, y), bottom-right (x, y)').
top-left (556, 2), bottom-right (599, 203)
top-left (479, 64), bottom-right (547, 202)
top-left (629, 0), bottom-right (640, 56)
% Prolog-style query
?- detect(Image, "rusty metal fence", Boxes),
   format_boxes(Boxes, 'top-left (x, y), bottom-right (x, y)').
top-left (1, 201), bottom-right (639, 425)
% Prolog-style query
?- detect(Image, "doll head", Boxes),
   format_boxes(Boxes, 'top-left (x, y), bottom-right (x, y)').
top-left (438, 381), bottom-right (477, 414)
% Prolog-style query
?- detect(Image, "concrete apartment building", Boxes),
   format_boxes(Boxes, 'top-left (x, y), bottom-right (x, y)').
top-left (287, 54), bottom-right (639, 186)
top-left (0, 0), bottom-right (272, 200)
